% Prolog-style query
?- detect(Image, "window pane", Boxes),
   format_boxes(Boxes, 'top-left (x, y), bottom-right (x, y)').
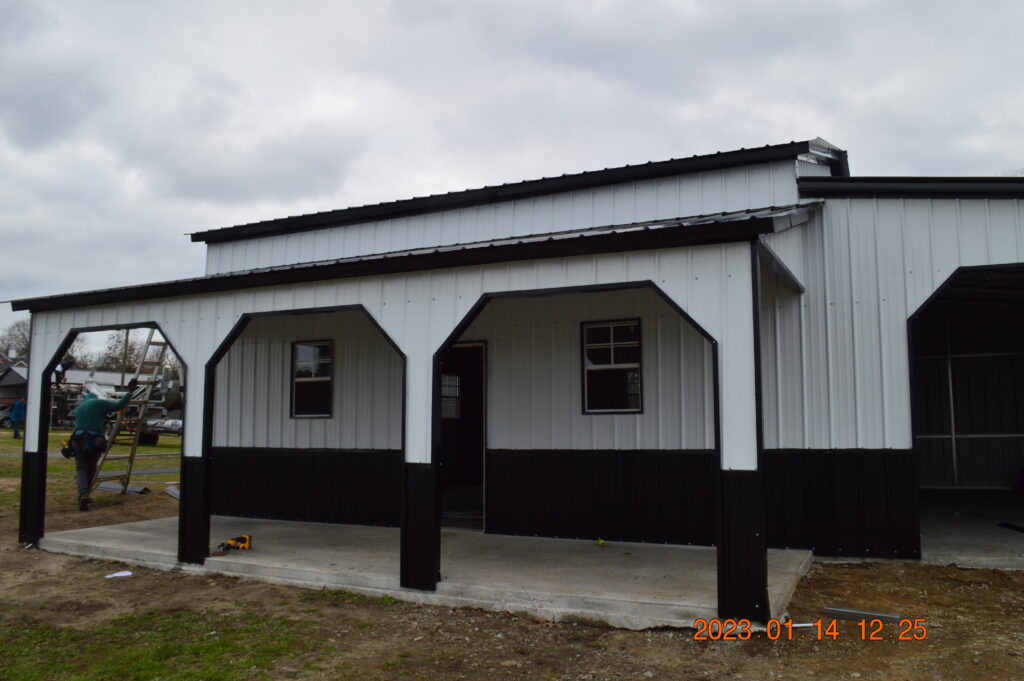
top-left (441, 374), bottom-right (460, 397)
top-left (294, 380), bottom-right (332, 416)
top-left (295, 342), bottom-right (332, 362)
top-left (613, 323), bottom-right (639, 343)
top-left (586, 368), bottom-right (641, 411)
top-left (584, 325), bottom-right (611, 345)
top-left (614, 346), bottom-right (640, 364)
top-left (294, 344), bottom-right (319, 363)
top-left (626, 369), bottom-right (641, 395)
top-left (294, 361), bottom-right (329, 379)
top-left (585, 347), bottom-right (612, 366)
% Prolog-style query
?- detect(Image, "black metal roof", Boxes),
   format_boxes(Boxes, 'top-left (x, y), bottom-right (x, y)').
top-left (799, 176), bottom-right (1024, 199)
top-left (190, 139), bottom-right (845, 244)
top-left (12, 204), bottom-right (814, 313)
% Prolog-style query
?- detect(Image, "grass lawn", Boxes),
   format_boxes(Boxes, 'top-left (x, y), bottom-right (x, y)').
top-left (1, 429), bottom-right (1022, 679)
top-left (0, 428), bottom-right (181, 518)
top-left (0, 607), bottom-right (301, 681)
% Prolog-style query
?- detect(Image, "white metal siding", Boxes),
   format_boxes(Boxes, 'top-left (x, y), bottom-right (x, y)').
top-left (761, 198), bottom-right (1024, 450)
top-left (26, 243), bottom-right (760, 469)
top-left (461, 288), bottom-right (714, 450)
top-left (796, 160), bottom-right (834, 177)
top-left (204, 162), bottom-right (799, 274)
top-left (212, 310), bottom-right (403, 449)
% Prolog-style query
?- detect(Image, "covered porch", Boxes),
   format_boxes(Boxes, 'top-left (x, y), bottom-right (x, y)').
top-left (38, 515), bottom-right (812, 630)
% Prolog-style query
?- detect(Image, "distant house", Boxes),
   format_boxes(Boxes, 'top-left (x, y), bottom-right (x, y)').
top-left (0, 365), bottom-right (26, 404)
top-left (10, 138), bottom-right (1024, 621)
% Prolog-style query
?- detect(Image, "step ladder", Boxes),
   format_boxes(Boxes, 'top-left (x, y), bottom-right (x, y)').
top-left (90, 329), bottom-right (173, 495)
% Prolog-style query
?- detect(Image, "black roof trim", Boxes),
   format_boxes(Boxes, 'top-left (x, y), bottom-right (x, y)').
top-left (14, 216), bottom-right (776, 313)
top-left (799, 177), bottom-right (1024, 199)
top-left (191, 140), bottom-right (831, 244)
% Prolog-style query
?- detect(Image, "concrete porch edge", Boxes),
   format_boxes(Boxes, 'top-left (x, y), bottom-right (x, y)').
top-left (38, 516), bottom-right (813, 630)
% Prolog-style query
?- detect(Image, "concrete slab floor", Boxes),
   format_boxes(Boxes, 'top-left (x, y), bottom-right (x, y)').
top-left (919, 490), bottom-right (1024, 570)
top-left (38, 516), bottom-right (812, 630)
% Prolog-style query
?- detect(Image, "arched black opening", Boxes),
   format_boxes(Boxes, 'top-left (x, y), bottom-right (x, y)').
top-left (909, 264), bottom-right (1024, 490)
top-left (908, 264), bottom-right (1024, 565)
top-left (191, 304), bottom-right (407, 564)
top-left (18, 322), bottom-right (187, 545)
top-left (399, 280), bottom-right (726, 591)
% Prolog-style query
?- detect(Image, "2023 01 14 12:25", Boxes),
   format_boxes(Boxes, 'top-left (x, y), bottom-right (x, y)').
top-left (692, 618), bottom-right (928, 641)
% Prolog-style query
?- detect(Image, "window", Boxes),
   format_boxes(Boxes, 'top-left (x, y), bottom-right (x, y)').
top-left (292, 340), bottom-right (333, 418)
top-left (441, 373), bottom-right (461, 419)
top-left (582, 319), bottom-right (642, 413)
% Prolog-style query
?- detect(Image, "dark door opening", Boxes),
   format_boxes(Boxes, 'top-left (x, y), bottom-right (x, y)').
top-left (909, 268), bottom-right (1024, 566)
top-left (911, 294), bottom-right (1024, 490)
top-left (438, 344), bottom-right (485, 529)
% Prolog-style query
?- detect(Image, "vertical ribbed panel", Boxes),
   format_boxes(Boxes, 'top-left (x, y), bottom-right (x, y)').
top-left (796, 160), bottom-right (833, 178)
top-left (26, 243), bottom-right (758, 470)
top-left (461, 288), bottom-right (714, 450)
top-left (204, 162), bottom-right (799, 274)
top-left (761, 198), bottom-right (1024, 450)
top-left (212, 310), bottom-right (403, 449)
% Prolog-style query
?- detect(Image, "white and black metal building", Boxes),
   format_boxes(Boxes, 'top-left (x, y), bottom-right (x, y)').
top-left (14, 138), bottom-right (1024, 620)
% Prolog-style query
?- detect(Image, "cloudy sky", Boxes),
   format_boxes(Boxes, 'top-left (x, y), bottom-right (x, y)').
top-left (2, 0), bottom-right (1022, 337)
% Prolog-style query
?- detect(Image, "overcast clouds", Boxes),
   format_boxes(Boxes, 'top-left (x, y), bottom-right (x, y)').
top-left (2, 0), bottom-right (1023, 337)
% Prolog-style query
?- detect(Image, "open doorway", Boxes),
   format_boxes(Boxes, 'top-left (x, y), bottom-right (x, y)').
top-left (910, 266), bottom-right (1024, 566)
top-left (21, 323), bottom-right (185, 545)
top-left (438, 343), bottom-right (485, 530)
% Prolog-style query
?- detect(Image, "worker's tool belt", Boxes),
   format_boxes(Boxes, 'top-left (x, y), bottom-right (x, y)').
top-left (70, 430), bottom-right (106, 457)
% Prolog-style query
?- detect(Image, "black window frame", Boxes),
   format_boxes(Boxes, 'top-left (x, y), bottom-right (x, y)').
top-left (580, 318), bottom-right (643, 414)
top-left (290, 339), bottom-right (333, 418)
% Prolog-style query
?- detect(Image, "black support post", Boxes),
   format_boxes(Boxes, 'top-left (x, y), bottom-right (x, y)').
top-left (178, 456), bottom-right (210, 564)
top-left (717, 470), bottom-right (769, 621)
top-left (400, 462), bottom-right (440, 590)
top-left (18, 451), bottom-right (47, 544)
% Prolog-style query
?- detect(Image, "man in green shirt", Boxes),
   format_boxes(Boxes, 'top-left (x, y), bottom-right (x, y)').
top-left (71, 381), bottom-right (136, 511)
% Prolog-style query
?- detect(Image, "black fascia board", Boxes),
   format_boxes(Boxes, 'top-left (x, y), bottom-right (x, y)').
top-left (191, 142), bottom-right (814, 244)
top-left (799, 176), bottom-right (1024, 199)
top-left (14, 218), bottom-right (773, 313)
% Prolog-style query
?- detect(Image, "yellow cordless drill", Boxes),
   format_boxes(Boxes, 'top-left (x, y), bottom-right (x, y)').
top-left (212, 534), bottom-right (252, 556)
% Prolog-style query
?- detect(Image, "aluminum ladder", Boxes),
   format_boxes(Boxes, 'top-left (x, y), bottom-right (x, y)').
top-left (89, 329), bottom-right (170, 495)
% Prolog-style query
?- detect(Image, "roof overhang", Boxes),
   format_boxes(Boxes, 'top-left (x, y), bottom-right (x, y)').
top-left (12, 204), bottom-right (819, 313)
top-left (799, 177), bottom-right (1024, 199)
top-left (191, 139), bottom-right (844, 244)
top-left (0, 367), bottom-right (27, 386)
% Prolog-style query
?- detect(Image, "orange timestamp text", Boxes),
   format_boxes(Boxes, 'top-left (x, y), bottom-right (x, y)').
top-left (692, 618), bottom-right (928, 641)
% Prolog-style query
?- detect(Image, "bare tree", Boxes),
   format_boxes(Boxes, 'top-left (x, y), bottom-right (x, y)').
top-left (0, 317), bottom-right (96, 372)
top-left (0, 319), bottom-right (31, 360)
top-left (96, 329), bottom-right (147, 372)
top-left (165, 352), bottom-right (184, 381)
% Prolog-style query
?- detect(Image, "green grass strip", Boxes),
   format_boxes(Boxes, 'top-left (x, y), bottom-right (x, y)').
top-left (0, 609), bottom-right (300, 681)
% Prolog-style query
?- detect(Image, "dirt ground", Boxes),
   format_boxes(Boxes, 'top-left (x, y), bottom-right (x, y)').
top-left (2, 467), bottom-right (1023, 680)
